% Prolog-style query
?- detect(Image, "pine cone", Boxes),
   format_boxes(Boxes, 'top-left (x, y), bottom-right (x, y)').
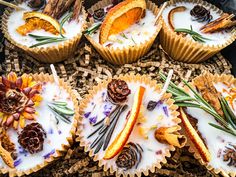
top-left (107, 79), bottom-right (131, 104)
top-left (93, 8), bottom-right (106, 21)
top-left (190, 5), bottom-right (212, 22)
top-left (223, 145), bottom-right (236, 167)
top-left (26, 0), bottom-right (46, 10)
top-left (18, 123), bottom-right (46, 154)
top-left (116, 142), bottom-right (143, 170)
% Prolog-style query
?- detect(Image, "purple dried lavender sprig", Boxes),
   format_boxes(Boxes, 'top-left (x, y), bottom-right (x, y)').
top-left (48, 128), bottom-right (54, 134)
top-left (163, 106), bottom-right (169, 117)
top-left (89, 116), bottom-right (98, 124)
top-left (84, 112), bottom-right (91, 118)
top-left (14, 158), bottom-right (22, 167)
top-left (18, 146), bottom-right (28, 156)
top-left (43, 149), bottom-right (55, 159)
top-left (147, 100), bottom-right (163, 111)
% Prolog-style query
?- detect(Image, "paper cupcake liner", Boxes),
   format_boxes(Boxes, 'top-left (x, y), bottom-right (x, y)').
top-left (0, 73), bottom-right (79, 177)
top-left (76, 73), bottom-right (183, 177)
top-left (1, 0), bottom-right (87, 63)
top-left (159, 0), bottom-right (236, 63)
top-left (85, 0), bottom-right (163, 65)
top-left (181, 72), bottom-right (236, 177)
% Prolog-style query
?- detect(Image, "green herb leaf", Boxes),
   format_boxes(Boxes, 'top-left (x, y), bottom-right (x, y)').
top-left (121, 32), bottom-right (128, 39)
top-left (84, 23), bottom-right (102, 35)
top-left (175, 26), bottom-right (211, 43)
top-left (160, 72), bottom-right (236, 137)
top-left (131, 36), bottom-right (136, 45)
top-left (60, 12), bottom-right (73, 38)
top-left (29, 38), bottom-right (66, 48)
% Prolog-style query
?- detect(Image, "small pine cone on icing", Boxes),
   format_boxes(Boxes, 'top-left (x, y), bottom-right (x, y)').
top-left (107, 79), bottom-right (131, 104)
top-left (18, 123), bottom-right (46, 154)
top-left (190, 5), bottom-right (212, 22)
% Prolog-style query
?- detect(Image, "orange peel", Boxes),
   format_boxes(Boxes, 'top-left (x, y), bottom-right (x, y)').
top-left (179, 108), bottom-right (211, 162)
top-left (99, 0), bottom-right (146, 44)
top-left (104, 86), bottom-right (146, 160)
top-left (16, 12), bottom-right (65, 36)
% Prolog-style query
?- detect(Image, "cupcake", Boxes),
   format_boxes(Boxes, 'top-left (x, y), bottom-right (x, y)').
top-left (160, 0), bottom-right (236, 63)
top-left (2, 0), bottom-right (87, 63)
top-left (77, 74), bottom-right (186, 176)
top-left (162, 72), bottom-right (236, 176)
top-left (84, 0), bottom-right (163, 65)
top-left (0, 72), bottom-right (79, 176)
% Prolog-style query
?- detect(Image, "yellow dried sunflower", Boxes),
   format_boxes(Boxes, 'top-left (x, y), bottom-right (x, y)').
top-left (0, 72), bottom-right (42, 129)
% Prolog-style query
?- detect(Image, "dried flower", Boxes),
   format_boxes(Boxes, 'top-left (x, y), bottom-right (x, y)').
top-left (0, 72), bottom-right (42, 129)
top-left (18, 123), bottom-right (46, 154)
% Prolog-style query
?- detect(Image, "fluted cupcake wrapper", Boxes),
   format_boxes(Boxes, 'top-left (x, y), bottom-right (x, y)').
top-left (159, 0), bottom-right (236, 63)
top-left (1, 0), bottom-right (87, 63)
top-left (76, 73), bottom-right (182, 177)
top-left (85, 0), bottom-right (162, 65)
top-left (182, 72), bottom-right (236, 177)
top-left (0, 73), bottom-right (79, 177)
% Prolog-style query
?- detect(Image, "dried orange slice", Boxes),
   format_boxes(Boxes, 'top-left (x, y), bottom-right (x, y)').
top-left (179, 108), bottom-right (211, 162)
top-left (16, 12), bottom-right (65, 36)
top-left (99, 0), bottom-right (146, 44)
top-left (104, 86), bottom-right (145, 160)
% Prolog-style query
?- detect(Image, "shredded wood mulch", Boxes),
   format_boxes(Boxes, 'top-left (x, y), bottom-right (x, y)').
top-left (0, 38), bottom-right (232, 177)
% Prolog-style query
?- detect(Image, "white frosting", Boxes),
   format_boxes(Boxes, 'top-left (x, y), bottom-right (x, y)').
top-left (90, 10), bottom-right (158, 49)
top-left (81, 81), bottom-right (178, 174)
top-left (0, 82), bottom-right (74, 171)
top-left (162, 2), bottom-right (232, 46)
top-left (186, 82), bottom-right (236, 173)
top-left (7, 2), bottom-right (85, 48)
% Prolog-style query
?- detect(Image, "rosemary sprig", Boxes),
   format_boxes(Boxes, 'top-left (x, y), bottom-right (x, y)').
top-left (131, 36), bottom-right (136, 45)
top-left (29, 12), bottom-right (73, 48)
top-left (29, 38), bottom-right (67, 48)
top-left (160, 72), bottom-right (236, 137)
top-left (48, 101), bottom-right (74, 124)
top-left (83, 22), bottom-right (102, 35)
top-left (60, 12), bottom-right (73, 38)
top-left (121, 32), bottom-right (128, 39)
top-left (175, 25), bottom-right (211, 43)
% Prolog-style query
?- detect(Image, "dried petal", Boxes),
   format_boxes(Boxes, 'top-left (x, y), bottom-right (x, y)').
top-left (13, 113), bottom-right (20, 121)
top-left (155, 126), bottom-right (187, 148)
top-left (5, 115), bottom-right (14, 127)
top-left (7, 72), bottom-right (17, 83)
top-left (16, 77), bottom-right (23, 88)
top-left (29, 89), bottom-right (39, 98)
top-left (2, 76), bottom-right (10, 87)
top-left (24, 107), bottom-right (36, 114)
top-left (23, 87), bottom-right (32, 95)
top-left (26, 99), bottom-right (35, 107)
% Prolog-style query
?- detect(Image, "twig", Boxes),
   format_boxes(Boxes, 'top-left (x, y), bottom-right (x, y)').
top-left (50, 64), bottom-right (60, 86)
top-left (155, 2), bottom-right (167, 25)
top-left (0, 0), bottom-right (25, 11)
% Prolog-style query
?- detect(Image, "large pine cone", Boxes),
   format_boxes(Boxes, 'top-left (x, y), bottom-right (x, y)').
top-left (190, 5), bottom-right (212, 22)
top-left (116, 142), bottom-right (143, 170)
top-left (18, 123), bottom-right (46, 154)
top-left (107, 79), bottom-right (131, 104)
